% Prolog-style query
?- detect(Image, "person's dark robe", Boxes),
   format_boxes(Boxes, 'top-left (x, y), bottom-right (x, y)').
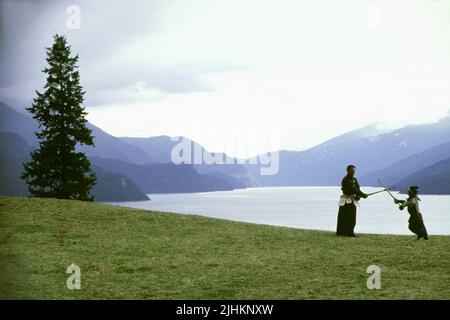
top-left (399, 196), bottom-right (428, 239)
top-left (336, 175), bottom-right (366, 236)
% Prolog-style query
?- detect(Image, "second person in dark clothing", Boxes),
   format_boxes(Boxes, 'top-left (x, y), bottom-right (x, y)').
top-left (395, 186), bottom-right (429, 240)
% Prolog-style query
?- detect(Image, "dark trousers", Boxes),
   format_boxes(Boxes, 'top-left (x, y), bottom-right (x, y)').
top-left (336, 203), bottom-right (357, 236)
top-left (408, 213), bottom-right (428, 238)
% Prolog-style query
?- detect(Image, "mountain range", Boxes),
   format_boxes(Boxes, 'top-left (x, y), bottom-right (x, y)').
top-left (121, 135), bottom-right (260, 188)
top-left (0, 102), bottom-right (242, 200)
top-left (1, 101), bottom-right (450, 199)
top-left (246, 118), bottom-right (450, 188)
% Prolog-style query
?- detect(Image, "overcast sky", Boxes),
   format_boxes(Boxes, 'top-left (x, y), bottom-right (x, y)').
top-left (1, 0), bottom-right (450, 157)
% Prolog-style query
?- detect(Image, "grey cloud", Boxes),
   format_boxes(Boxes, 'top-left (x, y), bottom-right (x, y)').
top-left (83, 65), bottom-right (215, 106)
top-left (1, 0), bottom-right (223, 107)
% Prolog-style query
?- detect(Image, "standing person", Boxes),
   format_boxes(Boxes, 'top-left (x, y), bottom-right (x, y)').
top-left (394, 186), bottom-right (429, 240)
top-left (336, 165), bottom-right (368, 237)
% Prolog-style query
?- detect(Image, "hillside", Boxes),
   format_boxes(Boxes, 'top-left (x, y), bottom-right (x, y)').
top-left (91, 165), bottom-right (149, 201)
top-left (0, 101), bottom-right (39, 146)
top-left (394, 157), bottom-right (450, 195)
top-left (360, 141), bottom-right (450, 186)
top-left (0, 132), bottom-right (149, 202)
top-left (90, 157), bottom-right (235, 193)
top-left (81, 124), bottom-right (154, 165)
top-left (0, 197), bottom-right (449, 299)
top-left (0, 132), bottom-right (31, 196)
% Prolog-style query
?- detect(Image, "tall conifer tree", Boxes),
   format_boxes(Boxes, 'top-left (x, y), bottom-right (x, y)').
top-left (22, 34), bottom-right (96, 200)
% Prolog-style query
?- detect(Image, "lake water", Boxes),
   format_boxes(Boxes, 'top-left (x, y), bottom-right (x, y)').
top-left (107, 187), bottom-right (450, 235)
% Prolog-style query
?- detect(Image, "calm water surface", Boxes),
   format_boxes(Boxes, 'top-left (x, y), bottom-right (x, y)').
top-left (107, 187), bottom-right (450, 235)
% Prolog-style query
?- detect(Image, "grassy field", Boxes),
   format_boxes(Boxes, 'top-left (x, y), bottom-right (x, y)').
top-left (0, 196), bottom-right (449, 299)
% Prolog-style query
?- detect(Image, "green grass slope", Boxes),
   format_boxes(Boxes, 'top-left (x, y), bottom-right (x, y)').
top-left (0, 197), bottom-right (449, 299)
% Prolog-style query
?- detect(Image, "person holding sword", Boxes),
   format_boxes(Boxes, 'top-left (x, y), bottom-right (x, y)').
top-left (336, 165), bottom-right (368, 237)
top-left (378, 181), bottom-right (429, 240)
top-left (336, 165), bottom-right (389, 237)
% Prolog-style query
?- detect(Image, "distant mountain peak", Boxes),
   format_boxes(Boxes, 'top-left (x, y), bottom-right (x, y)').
top-left (359, 122), bottom-right (401, 137)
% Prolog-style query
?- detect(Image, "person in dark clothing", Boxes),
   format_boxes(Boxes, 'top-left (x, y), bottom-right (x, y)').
top-left (336, 165), bottom-right (368, 237)
top-left (394, 186), bottom-right (429, 240)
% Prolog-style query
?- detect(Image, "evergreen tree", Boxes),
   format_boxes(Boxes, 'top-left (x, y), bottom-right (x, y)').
top-left (22, 34), bottom-right (96, 201)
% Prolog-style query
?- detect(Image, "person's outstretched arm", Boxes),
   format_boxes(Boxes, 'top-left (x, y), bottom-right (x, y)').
top-left (395, 198), bottom-right (408, 210)
top-left (354, 178), bottom-right (368, 198)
